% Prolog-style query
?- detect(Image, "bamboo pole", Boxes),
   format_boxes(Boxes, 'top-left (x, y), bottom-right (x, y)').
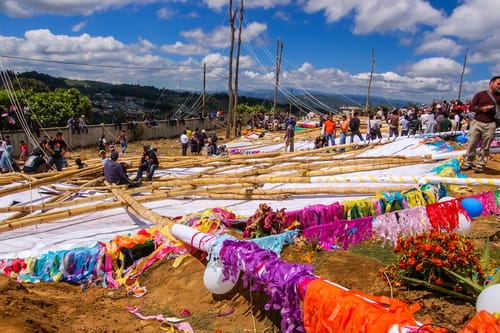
top-left (0, 166), bottom-right (104, 197)
top-left (208, 184), bottom-right (414, 196)
top-left (0, 192), bottom-right (116, 213)
top-left (107, 184), bottom-right (173, 227)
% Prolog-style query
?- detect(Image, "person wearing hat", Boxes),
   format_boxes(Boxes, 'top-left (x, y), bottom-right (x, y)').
top-left (98, 150), bottom-right (108, 164)
top-left (104, 151), bottom-right (139, 188)
top-left (136, 144), bottom-right (159, 181)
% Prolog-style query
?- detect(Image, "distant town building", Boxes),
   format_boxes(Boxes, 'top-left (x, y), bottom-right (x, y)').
top-left (340, 106), bottom-right (364, 116)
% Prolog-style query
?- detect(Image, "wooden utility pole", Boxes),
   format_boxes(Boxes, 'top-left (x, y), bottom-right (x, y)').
top-left (226, 0), bottom-right (237, 139)
top-left (233, 0), bottom-right (244, 137)
top-left (202, 62), bottom-right (206, 118)
top-left (273, 40), bottom-right (284, 118)
top-left (458, 48), bottom-right (468, 102)
top-left (365, 48), bottom-right (374, 115)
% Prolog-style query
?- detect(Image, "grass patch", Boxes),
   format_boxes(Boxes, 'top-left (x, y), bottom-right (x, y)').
top-left (349, 240), bottom-right (397, 266)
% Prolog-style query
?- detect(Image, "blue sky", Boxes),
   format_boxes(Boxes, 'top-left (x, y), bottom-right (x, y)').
top-left (0, 0), bottom-right (499, 105)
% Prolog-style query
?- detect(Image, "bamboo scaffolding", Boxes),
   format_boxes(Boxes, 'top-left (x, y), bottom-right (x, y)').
top-left (0, 126), bottom-right (465, 236)
top-left (0, 185), bottom-right (160, 231)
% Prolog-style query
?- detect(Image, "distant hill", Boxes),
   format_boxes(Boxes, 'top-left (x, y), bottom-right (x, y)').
top-left (241, 89), bottom-right (414, 111)
top-left (14, 72), bottom-right (413, 124)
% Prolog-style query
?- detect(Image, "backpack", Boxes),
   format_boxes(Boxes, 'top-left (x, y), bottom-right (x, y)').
top-left (349, 117), bottom-right (360, 131)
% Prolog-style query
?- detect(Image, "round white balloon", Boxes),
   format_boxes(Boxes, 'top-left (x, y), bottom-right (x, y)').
top-left (455, 212), bottom-right (472, 236)
top-left (203, 263), bottom-right (237, 295)
top-left (476, 284), bottom-right (500, 314)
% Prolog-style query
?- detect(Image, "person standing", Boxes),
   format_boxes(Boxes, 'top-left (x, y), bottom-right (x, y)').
top-left (323, 115), bottom-right (337, 146)
top-left (45, 131), bottom-right (68, 171)
top-left (117, 130), bottom-right (127, 155)
top-left (349, 112), bottom-right (364, 143)
top-left (387, 109), bottom-right (400, 140)
top-left (98, 134), bottom-right (106, 152)
top-left (400, 114), bottom-right (409, 136)
top-left (439, 114), bottom-right (452, 133)
top-left (461, 76), bottom-right (500, 173)
top-left (338, 115), bottom-right (349, 152)
top-left (284, 122), bottom-right (295, 152)
top-left (19, 140), bottom-right (28, 161)
top-left (112, 114), bottom-right (122, 131)
top-left (180, 130), bottom-right (189, 156)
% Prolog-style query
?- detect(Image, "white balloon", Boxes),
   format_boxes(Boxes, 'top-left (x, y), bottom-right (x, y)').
top-left (438, 196), bottom-right (455, 202)
top-left (476, 284), bottom-right (500, 314)
top-left (203, 263), bottom-right (237, 295)
top-left (455, 212), bottom-right (472, 236)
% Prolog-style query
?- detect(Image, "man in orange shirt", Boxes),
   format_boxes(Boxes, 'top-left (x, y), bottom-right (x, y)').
top-left (323, 115), bottom-right (337, 146)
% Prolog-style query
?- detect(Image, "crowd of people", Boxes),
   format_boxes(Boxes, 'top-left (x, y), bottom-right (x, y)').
top-left (1, 75), bottom-right (498, 177)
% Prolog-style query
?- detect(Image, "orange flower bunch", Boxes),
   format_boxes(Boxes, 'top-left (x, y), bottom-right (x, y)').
top-left (392, 231), bottom-right (485, 297)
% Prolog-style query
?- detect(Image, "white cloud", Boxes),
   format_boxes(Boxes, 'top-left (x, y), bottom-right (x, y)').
top-left (416, 37), bottom-right (462, 57)
top-left (71, 21), bottom-right (88, 33)
top-left (0, 0), bottom-right (159, 17)
top-left (160, 41), bottom-right (206, 55)
top-left (302, 0), bottom-right (356, 23)
top-left (138, 37), bottom-right (156, 51)
top-left (160, 21), bottom-right (267, 55)
top-left (435, 0), bottom-right (500, 40)
top-left (157, 7), bottom-right (177, 20)
top-left (0, 0), bottom-right (490, 107)
top-left (301, 0), bottom-right (443, 34)
top-left (0, 26), bottom-right (476, 103)
top-left (203, 0), bottom-right (291, 11)
top-left (0, 1), bottom-right (35, 18)
top-left (406, 57), bottom-right (464, 78)
top-left (273, 11), bottom-right (290, 22)
top-left (353, 0), bottom-right (443, 34)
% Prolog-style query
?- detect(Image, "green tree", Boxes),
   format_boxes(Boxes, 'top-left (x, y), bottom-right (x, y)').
top-left (237, 103), bottom-right (270, 115)
top-left (27, 88), bottom-right (92, 127)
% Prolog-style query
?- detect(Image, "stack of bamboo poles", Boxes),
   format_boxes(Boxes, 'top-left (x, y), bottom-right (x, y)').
top-left (0, 139), bottom-right (433, 232)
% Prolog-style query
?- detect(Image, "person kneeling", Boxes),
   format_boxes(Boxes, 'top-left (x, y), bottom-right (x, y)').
top-left (104, 152), bottom-right (140, 188)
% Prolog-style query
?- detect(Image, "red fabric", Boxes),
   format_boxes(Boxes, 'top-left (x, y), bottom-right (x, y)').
top-left (425, 200), bottom-right (462, 232)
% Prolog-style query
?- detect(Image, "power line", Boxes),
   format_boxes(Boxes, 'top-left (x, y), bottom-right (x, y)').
top-left (0, 54), bottom-right (222, 72)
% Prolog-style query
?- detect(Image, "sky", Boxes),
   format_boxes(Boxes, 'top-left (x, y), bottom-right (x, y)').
top-left (0, 0), bottom-right (499, 106)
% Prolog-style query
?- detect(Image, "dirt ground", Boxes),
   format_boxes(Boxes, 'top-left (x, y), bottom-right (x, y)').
top-left (1, 129), bottom-right (499, 333)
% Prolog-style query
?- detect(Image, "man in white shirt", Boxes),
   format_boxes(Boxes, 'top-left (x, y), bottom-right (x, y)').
top-left (180, 130), bottom-right (189, 156)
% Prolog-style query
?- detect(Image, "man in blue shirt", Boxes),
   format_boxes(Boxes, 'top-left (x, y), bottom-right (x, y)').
top-left (104, 152), bottom-right (139, 188)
